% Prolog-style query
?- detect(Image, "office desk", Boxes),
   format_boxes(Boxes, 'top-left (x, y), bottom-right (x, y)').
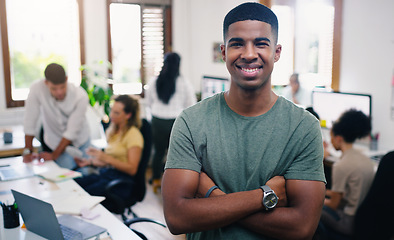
top-left (0, 125), bottom-right (41, 158)
top-left (0, 157), bottom-right (140, 239)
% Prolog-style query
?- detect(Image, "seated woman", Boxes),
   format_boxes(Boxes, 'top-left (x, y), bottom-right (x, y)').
top-left (74, 95), bottom-right (143, 203)
top-left (319, 109), bottom-right (375, 238)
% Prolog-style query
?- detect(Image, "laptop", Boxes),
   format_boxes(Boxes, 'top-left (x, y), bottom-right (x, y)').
top-left (0, 163), bottom-right (35, 181)
top-left (11, 189), bottom-right (107, 240)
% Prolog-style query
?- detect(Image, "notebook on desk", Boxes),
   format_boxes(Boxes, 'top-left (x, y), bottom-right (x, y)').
top-left (0, 163), bottom-right (35, 181)
top-left (11, 189), bottom-right (107, 240)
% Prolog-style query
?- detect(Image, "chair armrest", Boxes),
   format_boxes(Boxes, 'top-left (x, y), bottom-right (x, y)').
top-left (124, 217), bottom-right (166, 228)
top-left (105, 178), bottom-right (135, 193)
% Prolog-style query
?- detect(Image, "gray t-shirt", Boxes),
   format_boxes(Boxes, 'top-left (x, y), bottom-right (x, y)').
top-left (165, 93), bottom-right (325, 240)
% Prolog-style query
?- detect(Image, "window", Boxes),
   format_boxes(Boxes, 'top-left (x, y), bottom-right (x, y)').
top-left (0, 0), bottom-right (83, 108)
top-left (108, 1), bottom-right (170, 95)
top-left (268, 0), bottom-right (341, 90)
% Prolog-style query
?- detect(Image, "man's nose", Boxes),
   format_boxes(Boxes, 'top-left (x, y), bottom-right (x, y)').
top-left (241, 43), bottom-right (258, 61)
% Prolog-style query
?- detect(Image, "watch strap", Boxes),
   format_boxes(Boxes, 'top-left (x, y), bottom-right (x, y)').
top-left (261, 185), bottom-right (273, 193)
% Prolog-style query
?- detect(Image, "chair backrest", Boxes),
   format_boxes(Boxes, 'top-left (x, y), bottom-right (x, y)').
top-left (354, 151), bottom-right (394, 240)
top-left (133, 119), bottom-right (152, 203)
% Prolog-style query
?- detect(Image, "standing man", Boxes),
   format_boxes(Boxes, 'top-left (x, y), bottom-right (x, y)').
top-left (23, 63), bottom-right (90, 169)
top-left (162, 2), bottom-right (326, 240)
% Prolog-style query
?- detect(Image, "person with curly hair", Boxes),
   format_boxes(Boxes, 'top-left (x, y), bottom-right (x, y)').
top-left (319, 109), bottom-right (375, 238)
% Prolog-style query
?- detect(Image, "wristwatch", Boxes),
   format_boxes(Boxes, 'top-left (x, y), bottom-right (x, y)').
top-left (22, 148), bottom-right (32, 156)
top-left (260, 185), bottom-right (278, 210)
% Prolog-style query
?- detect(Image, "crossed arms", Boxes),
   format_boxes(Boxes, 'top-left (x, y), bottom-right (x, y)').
top-left (162, 169), bottom-right (325, 240)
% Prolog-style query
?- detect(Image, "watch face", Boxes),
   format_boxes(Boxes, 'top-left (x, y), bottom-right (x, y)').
top-left (263, 193), bottom-right (278, 209)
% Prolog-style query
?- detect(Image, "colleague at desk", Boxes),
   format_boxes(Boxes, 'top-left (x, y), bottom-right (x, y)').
top-left (318, 109), bottom-right (375, 238)
top-left (23, 63), bottom-right (90, 170)
top-left (74, 95), bottom-right (143, 209)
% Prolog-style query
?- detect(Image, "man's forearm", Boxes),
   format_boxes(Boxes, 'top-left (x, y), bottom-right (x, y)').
top-left (52, 138), bottom-right (71, 160)
top-left (164, 189), bottom-right (265, 235)
top-left (24, 135), bottom-right (34, 150)
top-left (208, 180), bottom-right (325, 240)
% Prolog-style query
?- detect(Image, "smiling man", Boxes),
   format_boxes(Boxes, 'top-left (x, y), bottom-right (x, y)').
top-left (162, 2), bottom-right (326, 240)
top-left (23, 63), bottom-right (90, 169)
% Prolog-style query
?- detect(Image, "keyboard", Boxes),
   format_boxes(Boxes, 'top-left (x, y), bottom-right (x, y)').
top-left (60, 224), bottom-right (83, 240)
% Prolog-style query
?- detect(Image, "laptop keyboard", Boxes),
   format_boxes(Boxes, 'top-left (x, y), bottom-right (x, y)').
top-left (60, 224), bottom-right (83, 240)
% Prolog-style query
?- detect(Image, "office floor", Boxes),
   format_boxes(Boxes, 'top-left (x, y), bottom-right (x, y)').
top-left (112, 168), bottom-right (186, 240)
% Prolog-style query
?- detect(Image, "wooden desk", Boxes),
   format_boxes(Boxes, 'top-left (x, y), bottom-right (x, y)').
top-left (0, 157), bottom-right (139, 239)
top-left (0, 126), bottom-right (41, 158)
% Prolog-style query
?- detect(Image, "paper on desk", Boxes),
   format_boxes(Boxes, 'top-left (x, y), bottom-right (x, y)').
top-left (51, 195), bottom-right (105, 215)
top-left (38, 167), bottom-right (82, 182)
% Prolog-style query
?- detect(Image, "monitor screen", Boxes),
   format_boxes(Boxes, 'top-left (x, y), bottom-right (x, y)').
top-left (312, 91), bottom-right (372, 129)
top-left (201, 75), bottom-right (230, 100)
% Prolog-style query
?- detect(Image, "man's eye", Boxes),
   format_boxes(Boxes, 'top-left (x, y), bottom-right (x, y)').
top-left (256, 42), bottom-right (269, 47)
top-left (229, 42), bottom-right (243, 47)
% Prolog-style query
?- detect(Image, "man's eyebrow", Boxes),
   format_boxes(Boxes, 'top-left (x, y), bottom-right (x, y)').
top-left (255, 37), bottom-right (271, 42)
top-left (228, 37), bottom-right (271, 43)
top-left (228, 37), bottom-right (244, 43)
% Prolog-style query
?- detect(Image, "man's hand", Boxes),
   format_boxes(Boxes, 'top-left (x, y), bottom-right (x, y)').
top-left (266, 176), bottom-right (287, 207)
top-left (22, 152), bottom-right (39, 163)
top-left (39, 152), bottom-right (54, 161)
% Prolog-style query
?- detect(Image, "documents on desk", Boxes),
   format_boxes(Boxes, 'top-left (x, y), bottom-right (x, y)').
top-left (37, 164), bottom-right (82, 182)
top-left (0, 157), bottom-right (140, 239)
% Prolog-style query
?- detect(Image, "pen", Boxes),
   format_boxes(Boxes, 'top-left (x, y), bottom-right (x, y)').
top-left (0, 164), bottom-right (10, 168)
top-left (106, 231), bottom-right (113, 240)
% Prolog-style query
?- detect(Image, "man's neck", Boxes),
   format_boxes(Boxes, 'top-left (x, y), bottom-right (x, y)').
top-left (224, 86), bottom-right (278, 117)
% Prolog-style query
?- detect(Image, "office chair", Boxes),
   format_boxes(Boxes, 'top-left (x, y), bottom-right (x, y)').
top-left (353, 151), bottom-right (394, 240)
top-left (103, 119), bottom-right (166, 239)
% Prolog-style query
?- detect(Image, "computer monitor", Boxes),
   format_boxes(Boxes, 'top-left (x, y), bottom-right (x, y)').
top-left (312, 90), bottom-right (372, 129)
top-left (201, 75), bottom-right (230, 100)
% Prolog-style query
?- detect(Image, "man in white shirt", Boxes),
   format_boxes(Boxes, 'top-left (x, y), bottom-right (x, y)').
top-left (282, 73), bottom-right (312, 107)
top-left (23, 63), bottom-right (90, 169)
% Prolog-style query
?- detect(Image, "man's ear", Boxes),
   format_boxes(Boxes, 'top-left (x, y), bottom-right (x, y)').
top-left (220, 44), bottom-right (226, 62)
top-left (274, 44), bottom-right (282, 62)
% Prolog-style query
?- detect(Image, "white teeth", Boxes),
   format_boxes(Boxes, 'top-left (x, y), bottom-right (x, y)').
top-left (242, 68), bottom-right (258, 73)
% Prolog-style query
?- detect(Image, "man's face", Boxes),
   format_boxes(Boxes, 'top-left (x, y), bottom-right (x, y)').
top-left (221, 20), bottom-right (281, 91)
top-left (45, 80), bottom-right (67, 101)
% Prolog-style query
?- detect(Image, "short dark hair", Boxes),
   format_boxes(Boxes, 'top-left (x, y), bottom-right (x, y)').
top-left (223, 2), bottom-right (279, 43)
top-left (332, 109), bottom-right (371, 143)
top-left (44, 63), bottom-right (66, 84)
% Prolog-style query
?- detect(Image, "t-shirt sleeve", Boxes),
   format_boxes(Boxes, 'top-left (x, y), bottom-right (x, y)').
top-left (165, 112), bottom-right (202, 173)
top-left (124, 127), bottom-right (144, 149)
top-left (284, 115), bottom-right (326, 183)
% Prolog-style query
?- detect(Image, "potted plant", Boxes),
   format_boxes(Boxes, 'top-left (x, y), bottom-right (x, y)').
top-left (79, 61), bottom-right (113, 128)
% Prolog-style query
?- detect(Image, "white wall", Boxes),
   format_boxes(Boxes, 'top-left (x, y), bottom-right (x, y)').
top-left (339, 0), bottom-right (394, 150)
top-left (0, 0), bottom-right (393, 150)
